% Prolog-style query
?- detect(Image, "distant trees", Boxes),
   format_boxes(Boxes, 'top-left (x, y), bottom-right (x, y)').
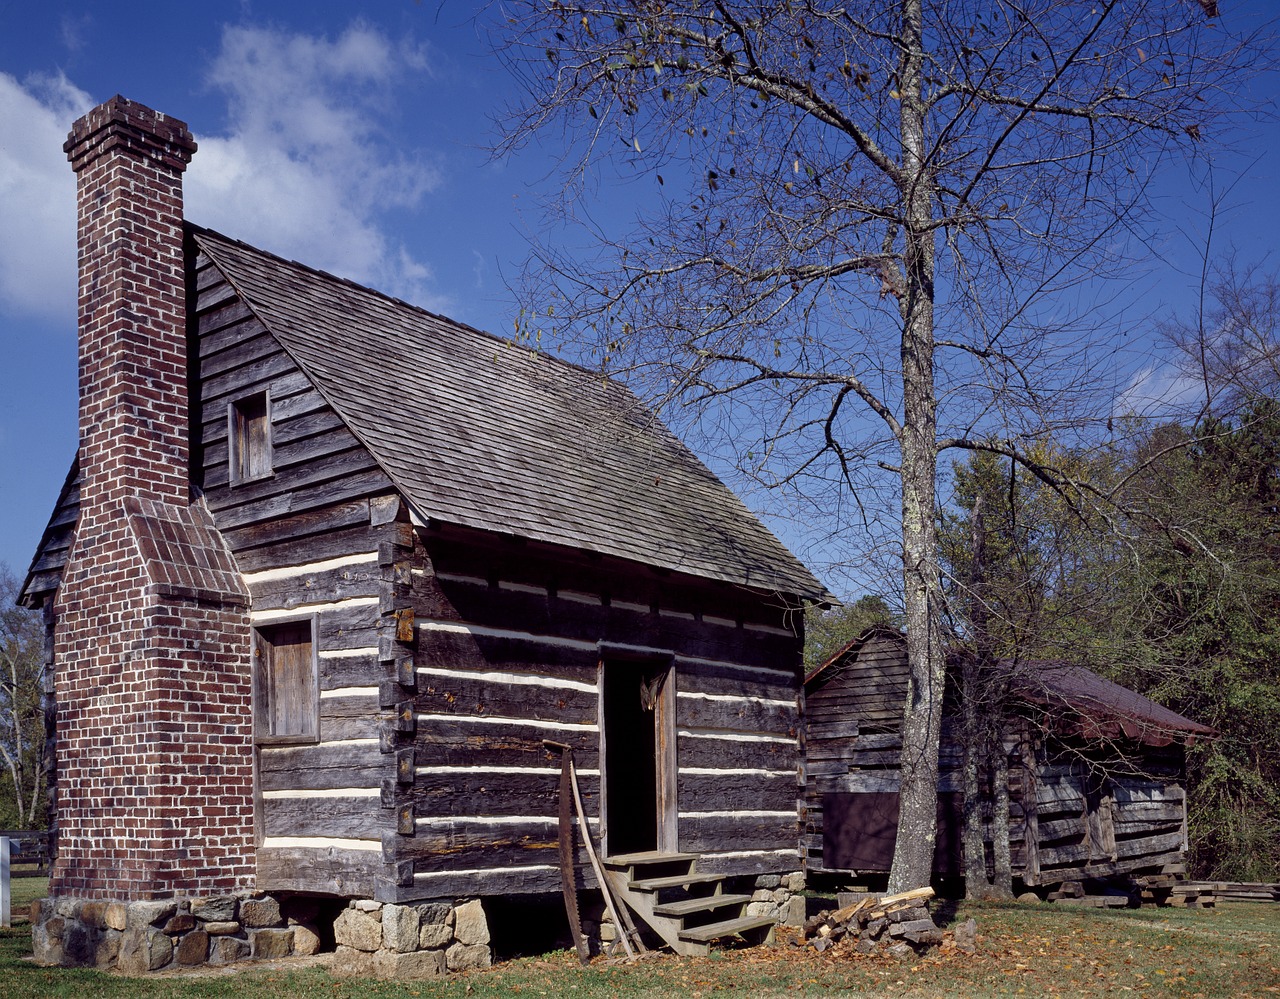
top-left (941, 392), bottom-right (1280, 881)
top-left (803, 595), bottom-right (900, 672)
top-left (0, 564), bottom-right (47, 829)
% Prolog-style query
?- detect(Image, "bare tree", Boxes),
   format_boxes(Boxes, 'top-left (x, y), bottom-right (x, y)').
top-left (0, 565), bottom-right (46, 828)
top-left (494, 1), bottom-right (1264, 890)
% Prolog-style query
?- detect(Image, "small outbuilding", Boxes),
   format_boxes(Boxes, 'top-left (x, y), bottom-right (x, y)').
top-left (803, 628), bottom-right (1213, 889)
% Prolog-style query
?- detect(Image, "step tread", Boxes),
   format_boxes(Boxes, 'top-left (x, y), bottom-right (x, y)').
top-left (678, 915), bottom-right (777, 944)
top-left (603, 851), bottom-right (699, 867)
top-left (653, 893), bottom-right (752, 918)
top-left (631, 872), bottom-right (726, 891)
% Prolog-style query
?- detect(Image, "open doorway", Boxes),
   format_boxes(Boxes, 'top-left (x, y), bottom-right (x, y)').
top-left (600, 655), bottom-right (676, 857)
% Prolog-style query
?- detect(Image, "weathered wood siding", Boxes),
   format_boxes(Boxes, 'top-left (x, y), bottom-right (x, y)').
top-left (804, 633), bottom-right (1192, 886)
top-left (383, 523), bottom-right (804, 901)
top-left (194, 249), bottom-right (402, 898)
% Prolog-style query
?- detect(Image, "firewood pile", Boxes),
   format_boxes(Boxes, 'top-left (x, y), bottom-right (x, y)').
top-left (1133, 876), bottom-right (1280, 907)
top-left (802, 887), bottom-right (976, 959)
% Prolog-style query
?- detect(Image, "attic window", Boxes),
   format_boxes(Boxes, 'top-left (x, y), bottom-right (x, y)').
top-left (229, 391), bottom-right (272, 483)
top-left (253, 618), bottom-right (318, 744)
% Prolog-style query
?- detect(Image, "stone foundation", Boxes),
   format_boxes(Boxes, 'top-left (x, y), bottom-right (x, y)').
top-left (745, 871), bottom-right (807, 926)
top-left (30, 894), bottom-right (491, 979)
top-left (329, 897), bottom-right (491, 978)
top-left (31, 893), bottom-right (321, 972)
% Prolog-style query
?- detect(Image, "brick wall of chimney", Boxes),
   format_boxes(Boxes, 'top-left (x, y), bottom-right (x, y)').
top-left (50, 97), bottom-right (255, 900)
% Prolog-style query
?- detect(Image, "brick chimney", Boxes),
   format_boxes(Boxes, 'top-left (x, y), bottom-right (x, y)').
top-left (65, 96), bottom-right (195, 503)
top-left (50, 97), bottom-right (255, 902)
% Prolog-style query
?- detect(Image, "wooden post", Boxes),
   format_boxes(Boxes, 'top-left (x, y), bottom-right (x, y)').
top-left (1, 837), bottom-right (9, 928)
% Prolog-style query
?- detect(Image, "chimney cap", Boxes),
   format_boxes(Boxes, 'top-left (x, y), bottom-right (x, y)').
top-left (64, 95), bottom-right (197, 174)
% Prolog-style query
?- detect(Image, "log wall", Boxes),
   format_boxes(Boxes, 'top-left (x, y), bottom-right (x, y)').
top-left (804, 633), bottom-right (1191, 887)
top-left (194, 250), bottom-right (402, 899)
top-left (195, 250), bottom-right (807, 901)
top-left (385, 523), bottom-right (805, 901)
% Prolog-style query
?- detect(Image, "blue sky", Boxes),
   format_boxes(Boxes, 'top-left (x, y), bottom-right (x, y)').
top-left (2, 2), bottom-right (1279, 599)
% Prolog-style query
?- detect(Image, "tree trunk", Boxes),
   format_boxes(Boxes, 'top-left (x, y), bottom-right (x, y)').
top-left (887, 0), bottom-right (944, 895)
top-left (963, 495), bottom-right (992, 896)
top-left (992, 734), bottom-right (1014, 895)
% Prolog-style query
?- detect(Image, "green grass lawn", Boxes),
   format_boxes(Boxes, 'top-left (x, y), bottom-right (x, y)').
top-left (2, 884), bottom-right (1278, 998)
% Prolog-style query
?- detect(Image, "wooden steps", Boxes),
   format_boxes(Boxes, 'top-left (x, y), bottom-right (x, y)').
top-left (653, 893), bottom-right (753, 918)
top-left (601, 852), bottom-right (776, 957)
top-left (679, 914), bottom-right (778, 945)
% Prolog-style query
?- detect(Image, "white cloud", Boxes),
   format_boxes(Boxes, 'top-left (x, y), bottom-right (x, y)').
top-left (1114, 363), bottom-right (1206, 420)
top-left (0, 72), bottom-right (92, 325)
top-left (0, 23), bottom-right (444, 327)
top-left (186, 23), bottom-right (443, 306)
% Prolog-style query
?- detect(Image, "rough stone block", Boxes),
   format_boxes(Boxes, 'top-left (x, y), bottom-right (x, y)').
top-left (446, 941), bottom-right (491, 971)
top-left (954, 916), bottom-right (978, 954)
top-left (419, 923), bottom-right (452, 949)
top-left (95, 929), bottom-right (122, 969)
top-left (756, 874), bottom-right (782, 889)
top-left (176, 930), bottom-right (209, 965)
top-left (44, 915), bottom-right (65, 939)
top-left (29, 898), bottom-right (44, 925)
top-left (54, 897), bottom-right (81, 918)
top-left (375, 949), bottom-right (446, 978)
top-left (191, 896), bottom-right (237, 922)
top-left (784, 895), bottom-right (806, 927)
top-left (80, 902), bottom-right (108, 929)
top-left (31, 923), bottom-right (64, 967)
top-left (416, 902), bottom-right (453, 926)
top-left (127, 900), bottom-right (178, 930)
top-left (163, 913), bottom-right (196, 934)
top-left (331, 944), bottom-right (377, 977)
top-left (887, 941), bottom-right (914, 960)
top-left (598, 921), bottom-right (617, 943)
top-left (786, 872), bottom-right (806, 893)
top-left (209, 935), bottom-right (250, 966)
top-left (63, 923), bottom-right (94, 965)
top-left (251, 928), bottom-right (294, 959)
top-left (118, 927), bottom-right (174, 974)
top-left (334, 908), bottom-right (383, 952)
top-left (204, 920), bottom-right (242, 935)
top-left (105, 902), bottom-right (128, 931)
top-left (353, 899), bottom-right (382, 914)
top-left (1016, 891), bottom-right (1041, 904)
top-left (291, 922), bottom-right (322, 956)
top-left (240, 897), bottom-right (283, 928)
top-left (382, 904), bottom-right (421, 953)
top-left (452, 900), bottom-right (489, 947)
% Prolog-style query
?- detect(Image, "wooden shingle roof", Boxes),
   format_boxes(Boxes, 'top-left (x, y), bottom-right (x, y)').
top-left (193, 228), bottom-right (828, 601)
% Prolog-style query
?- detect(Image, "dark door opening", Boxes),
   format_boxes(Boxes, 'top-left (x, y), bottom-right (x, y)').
top-left (602, 660), bottom-right (670, 856)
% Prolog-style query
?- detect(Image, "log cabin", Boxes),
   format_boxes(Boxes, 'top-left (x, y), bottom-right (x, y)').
top-left (803, 628), bottom-right (1214, 891)
top-left (18, 96), bottom-right (829, 972)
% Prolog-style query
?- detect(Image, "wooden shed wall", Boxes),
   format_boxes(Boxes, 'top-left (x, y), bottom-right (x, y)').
top-left (194, 250), bottom-right (404, 898)
top-left (804, 636), bottom-right (1189, 886)
top-left (384, 522), bottom-right (805, 902)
